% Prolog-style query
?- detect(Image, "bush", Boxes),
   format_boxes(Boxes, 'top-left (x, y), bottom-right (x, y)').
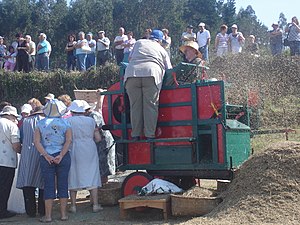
top-left (0, 63), bottom-right (119, 106)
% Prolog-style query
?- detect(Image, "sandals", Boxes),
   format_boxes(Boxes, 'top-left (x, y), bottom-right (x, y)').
top-left (39, 217), bottom-right (52, 223)
top-left (60, 216), bottom-right (69, 221)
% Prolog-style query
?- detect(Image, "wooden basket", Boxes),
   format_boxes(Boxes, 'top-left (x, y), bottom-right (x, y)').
top-left (98, 182), bottom-right (122, 206)
top-left (171, 194), bottom-right (222, 216)
top-left (74, 90), bottom-right (99, 103)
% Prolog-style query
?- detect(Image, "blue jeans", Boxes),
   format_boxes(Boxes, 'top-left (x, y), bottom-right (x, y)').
top-left (289, 41), bottom-right (300, 56)
top-left (40, 152), bottom-right (71, 200)
top-left (86, 52), bottom-right (96, 70)
top-left (270, 43), bottom-right (282, 55)
top-left (67, 54), bottom-right (76, 71)
top-left (36, 53), bottom-right (49, 71)
top-left (76, 53), bottom-right (87, 71)
top-left (199, 45), bottom-right (209, 62)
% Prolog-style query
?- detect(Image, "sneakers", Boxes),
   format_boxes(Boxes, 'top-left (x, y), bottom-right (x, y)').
top-left (92, 204), bottom-right (103, 213)
top-left (68, 205), bottom-right (76, 213)
top-left (0, 211), bottom-right (16, 219)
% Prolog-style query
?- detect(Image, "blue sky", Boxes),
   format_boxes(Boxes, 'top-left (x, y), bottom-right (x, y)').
top-left (235, 0), bottom-right (300, 29)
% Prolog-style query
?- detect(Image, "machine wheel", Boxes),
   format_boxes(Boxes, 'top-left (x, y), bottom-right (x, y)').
top-left (121, 171), bottom-right (153, 197)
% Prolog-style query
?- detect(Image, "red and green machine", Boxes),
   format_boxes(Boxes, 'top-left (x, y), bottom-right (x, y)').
top-left (102, 63), bottom-right (251, 196)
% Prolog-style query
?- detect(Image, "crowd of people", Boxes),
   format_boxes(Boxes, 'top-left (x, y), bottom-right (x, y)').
top-left (0, 16), bottom-right (299, 222)
top-left (0, 93), bottom-right (115, 222)
top-left (0, 16), bottom-right (299, 73)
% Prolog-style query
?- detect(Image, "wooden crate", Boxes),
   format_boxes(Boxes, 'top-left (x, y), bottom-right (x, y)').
top-left (171, 194), bottom-right (222, 216)
top-left (74, 89), bottom-right (99, 103)
top-left (98, 182), bottom-right (122, 206)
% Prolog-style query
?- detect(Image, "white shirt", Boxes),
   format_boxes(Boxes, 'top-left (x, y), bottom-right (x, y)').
top-left (87, 39), bottom-right (96, 53)
top-left (196, 29), bottom-right (211, 48)
top-left (114, 35), bottom-right (128, 50)
top-left (181, 31), bottom-right (196, 45)
top-left (0, 117), bottom-right (20, 168)
top-left (97, 37), bottom-right (110, 51)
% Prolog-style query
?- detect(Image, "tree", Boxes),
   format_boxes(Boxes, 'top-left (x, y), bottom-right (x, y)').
top-left (278, 12), bottom-right (287, 30)
top-left (221, 0), bottom-right (236, 27)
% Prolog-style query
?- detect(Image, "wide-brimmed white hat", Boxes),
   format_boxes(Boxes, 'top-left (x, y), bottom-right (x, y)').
top-left (43, 99), bottom-right (67, 118)
top-left (21, 104), bottom-right (32, 114)
top-left (81, 100), bottom-right (96, 110)
top-left (44, 93), bottom-right (55, 100)
top-left (68, 100), bottom-right (86, 113)
top-left (0, 106), bottom-right (19, 118)
top-left (179, 41), bottom-right (202, 58)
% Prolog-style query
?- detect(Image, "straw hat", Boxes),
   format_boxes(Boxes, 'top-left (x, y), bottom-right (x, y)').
top-left (0, 106), bottom-right (19, 118)
top-left (179, 41), bottom-right (202, 58)
top-left (43, 99), bottom-right (67, 118)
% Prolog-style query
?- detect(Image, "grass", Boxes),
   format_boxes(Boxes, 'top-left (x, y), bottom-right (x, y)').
top-left (251, 128), bottom-right (299, 154)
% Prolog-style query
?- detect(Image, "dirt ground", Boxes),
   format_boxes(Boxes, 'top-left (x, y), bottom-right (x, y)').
top-left (1, 141), bottom-right (300, 225)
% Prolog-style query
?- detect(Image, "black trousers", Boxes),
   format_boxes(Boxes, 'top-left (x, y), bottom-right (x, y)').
top-left (115, 48), bottom-right (124, 65)
top-left (0, 166), bottom-right (15, 216)
top-left (22, 187), bottom-right (45, 217)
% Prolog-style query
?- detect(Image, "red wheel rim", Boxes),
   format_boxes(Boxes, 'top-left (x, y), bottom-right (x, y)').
top-left (122, 172), bottom-right (152, 197)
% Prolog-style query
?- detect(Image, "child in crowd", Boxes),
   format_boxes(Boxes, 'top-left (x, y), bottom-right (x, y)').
top-left (4, 46), bottom-right (17, 71)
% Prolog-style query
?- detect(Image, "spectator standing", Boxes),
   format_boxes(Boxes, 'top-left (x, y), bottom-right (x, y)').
top-left (34, 99), bottom-right (72, 222)
top-left (16, 33), bottom-right (30, 73)
top-left (124, 30), bottom-right (172, 139)
top-left (67, 101), bottom-right (102, 213)
top-left (26, 35), bottom-right (36, 71)
top-left (215, 24), bottom-right (229, 57)
top-left (113, 27), bottom-right (128, 65)
top-left (196, 22), bottom-right (211, 62)
top-left (4, 46), bottom-right (17, 71)
top-left (0, 36), bottom-right (6, 69)
top-left (16, 106), bottom-right (45, 217)
top-left (0, 106), bottom-right (21, 219)
top-left (96, 31), bottom-right (110, 66)
top-left (75, 31), bottom-right (89, 71)
top-left (228, 24), bottom-right (245, 54)
top-left (269, 22), bottom-right (283, 55)
top-left (122, 31), bottom-right (136, 63)
top-left (86, 32), bottom-right (96, 70)
top-left (181, 25), bottom-right (196, 45)
top-left (162, 29), bottom-right (172, 58)
top-left (285, 16), bottom-right (300, 56)
top-left (142, 28), bottom-right (152, 39)
top-left (36, 33), bottom-right (50, 71)
top-left (246, 35), bottom-right (259, 55)
top-left (27, 98), bottom-right (43, 113)
top-left (65, 34), bottom-right (77, 71)
top-left (81, 100), bottom-right (116, 184)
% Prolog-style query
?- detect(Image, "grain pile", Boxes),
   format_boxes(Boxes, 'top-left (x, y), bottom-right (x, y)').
top-left (182, 186), bottom-right (214, 198)
top-left (204, 141), bottom-right (300, 224)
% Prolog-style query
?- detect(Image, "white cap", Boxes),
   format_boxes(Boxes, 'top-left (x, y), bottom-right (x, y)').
top-left (231, 24), bottom-right (238, 29)
top-left (198, 22), bottom-right (205, 27)
top-left (21, 104), bottom-right (32, 114)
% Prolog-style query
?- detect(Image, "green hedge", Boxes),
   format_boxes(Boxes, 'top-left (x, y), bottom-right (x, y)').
top-left (0, 55), bottom-right (299, 128)
top-left (0, 63), bottom-right (119, 106)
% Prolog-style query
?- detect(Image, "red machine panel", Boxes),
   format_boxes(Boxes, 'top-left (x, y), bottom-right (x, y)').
top-left (197, 85), bottom-right (222, 120)
top-left (128, 143), bottom-right (151, 165)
